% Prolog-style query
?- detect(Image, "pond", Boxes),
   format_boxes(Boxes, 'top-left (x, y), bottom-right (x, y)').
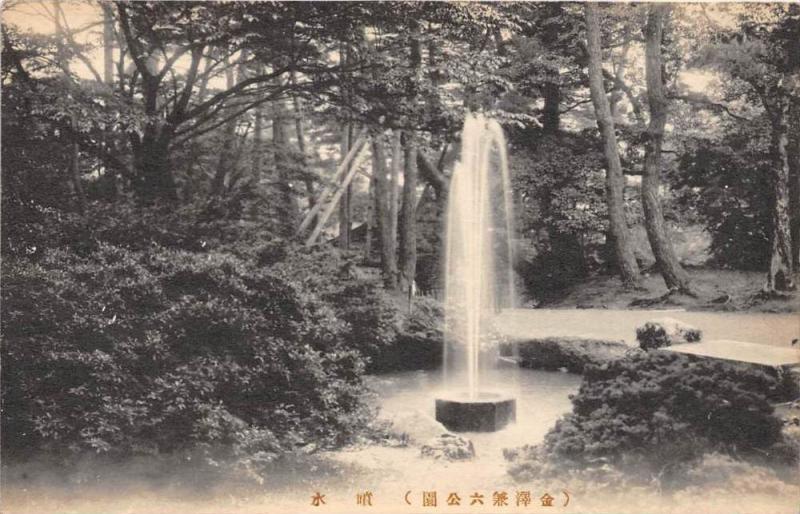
top-left (309, 366), bottom-right (582, 510)
top-left (4, 364), bottom-right (797, 514)
top-left (368, 366), bottom-right (581, 456)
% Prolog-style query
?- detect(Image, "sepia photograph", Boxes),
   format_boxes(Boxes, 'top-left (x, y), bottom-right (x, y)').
top-left (1, 1), bottom-right (799, 513)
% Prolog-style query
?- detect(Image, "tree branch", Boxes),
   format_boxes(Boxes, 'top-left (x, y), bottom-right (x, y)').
top-left (668, 92), bottom-right (752, 122)
top-left (168, 46), bottom-right (204, 123)
top-left (417, 150), bottom-right (448, 198)
top-left (116, 2), bottom-right (152, 79)
top-left (602, 68), bottom-right (646, 125)
top-left (52, 0), bottom-right (104, 83)
top-left (559, 97), bottom-right (593, 114)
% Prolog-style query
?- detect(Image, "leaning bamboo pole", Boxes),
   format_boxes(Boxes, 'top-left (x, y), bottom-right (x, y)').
top-left (305, 141), bottom-right (372, 247)
top-left (296, 126), bottom-right (369, 235)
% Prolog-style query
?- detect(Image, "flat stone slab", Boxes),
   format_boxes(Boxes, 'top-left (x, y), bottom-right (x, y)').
top-left (495, 309), bottom-right (799, 348)
top-left (665, 339), bottom-right (799, 367)
top-left (435, 393), bottom-right (516, 432)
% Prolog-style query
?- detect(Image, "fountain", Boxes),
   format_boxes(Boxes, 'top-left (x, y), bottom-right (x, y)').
top-left (435, 113), bottom-right (517, 432)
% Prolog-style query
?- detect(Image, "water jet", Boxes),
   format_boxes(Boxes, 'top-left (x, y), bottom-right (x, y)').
top-left (435, 114), bottom-right (516, 432)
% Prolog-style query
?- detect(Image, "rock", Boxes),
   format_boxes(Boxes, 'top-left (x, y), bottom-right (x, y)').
top-left (381, 410), bottom-right (449, 444)
top-left (420, 434), bottom-right (475, 461)
top-left (636, 317), bottom-right (702, 351)
top-left (710, 294), bottom-right (732, 304)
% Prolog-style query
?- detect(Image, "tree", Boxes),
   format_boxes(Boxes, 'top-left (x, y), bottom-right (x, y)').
top-left (109, 2), bottom-right (362, 204)
top-left (695, 4), bottom-right (799, 292)
top-left (641, 4), bottom-right (694, 295)
top-left (505, 3), bottom-right (586, 135)
top-left (398, 28), bottom-right (421, 292)
top-left (584, 2), bottom-right (640, 287)
top-left (372, 132), bottom-right (398, 288)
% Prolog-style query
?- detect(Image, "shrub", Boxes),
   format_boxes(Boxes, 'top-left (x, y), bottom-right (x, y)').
top-left (269, 245), bottom-right (402, 363)
top-left (369, 296), bottom-right (445, 373)
top-left (501, 337), bottom-right (629, 373)
top-left (636, 318), bottom-right (702, 351)
top-left (1, 243), bottom-right (370, 458)
top-left (675, 124), bottom-right (774, 271)
top-left (508, 351), bottom-right (795, 486)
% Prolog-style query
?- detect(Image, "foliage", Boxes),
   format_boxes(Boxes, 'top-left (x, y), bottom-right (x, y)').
top-left (636, 319), bottom-right (702, 350)
top-left (1, 242), bottom-right (371, 458)
top-left (500, 337), bottom-right (629, 374)
top-left (1, 199), bottom-right (283, 261)
top-left (513, 134), bottom-right (609, 238)
top-left (675, 121), bottom-right (774, 270)
top-left (369, 296), bottom-right (445, 373)
top-left (511, 133), bottom-right (618, 298)
top-left (508, 352), bottom-right (796, 485)
top-left (267, 245), bottom-right (402, 362)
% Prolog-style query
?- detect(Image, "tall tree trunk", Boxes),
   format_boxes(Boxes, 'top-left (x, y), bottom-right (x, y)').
top-left (292, 90), bottom-right (316, 212)
top-left (766, 98), bottom-right (796, 291)
top-left (585, 2), bottom-right (640, 286)
top-left (388, 130), bottom-right (402, 286)
top-left (541, 3), bottom-right (564, 134)
top-left (604, 40), bottom-right (625, 272)
top-left (337, 42), bottom-right (353, 249)
top-left (364, 172), bottom-right (374, 262)
top-left (274, 96), bottom-right (298, 236)
top-left (252, 104), bottom-right (264, 177)
top-left (398, 132), bottom-right (418, 292)
top-left (642, 5), bottom-right (692, 294)
top-left (99, 3), bottom-right (118, 200)
top-left (788, 99), bottom-right (800, 270)
top-left (117, 3), bottom-right (198, 204)
top-left (102, 5), bottom-right (114, 85)
top-left (398, 28), bottom-right (422, 293)
top-left (127, 71), bottom-right (178, 203)
top-left (131, 121), bottom-right (178, 203)
top-left (53, 0), bottom-right (88, 214)
top-left (373, 133), bottom-right (398, 288)
top-left (542, 82), bottom-right (561, 134)
top-left (338, 124), bottom-right (353, 249)
top-left (210, 59), bottom-right (237, 198)
top-left (183, 57), bottom-right (213, 202)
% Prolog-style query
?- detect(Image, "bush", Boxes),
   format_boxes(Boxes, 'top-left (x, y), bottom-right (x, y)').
top-left (1, 243), bottom-right (370, 458)
top-left (675, 125), bottom-right (774, 271)
top-left (268, 245), bottom-right (402, 363)
top-left (636, 318), bottom-right (702, 351)
top-left (508, 351), bottom-right (796, 485)
top-left (369, 296), bottom-right (444, 373)
top-left (500, 337), bottom-right (629, 373)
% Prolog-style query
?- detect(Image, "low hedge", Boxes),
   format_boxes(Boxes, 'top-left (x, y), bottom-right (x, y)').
top-left (500, 337), bottom-right (629, 373)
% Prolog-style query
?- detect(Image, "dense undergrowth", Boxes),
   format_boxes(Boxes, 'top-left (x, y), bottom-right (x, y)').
top-left (1, 202), bottom-right (441, 471)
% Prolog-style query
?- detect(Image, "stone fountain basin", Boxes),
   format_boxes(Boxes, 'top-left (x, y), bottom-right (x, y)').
top-left (435, 392), bottom-right (516, 432)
